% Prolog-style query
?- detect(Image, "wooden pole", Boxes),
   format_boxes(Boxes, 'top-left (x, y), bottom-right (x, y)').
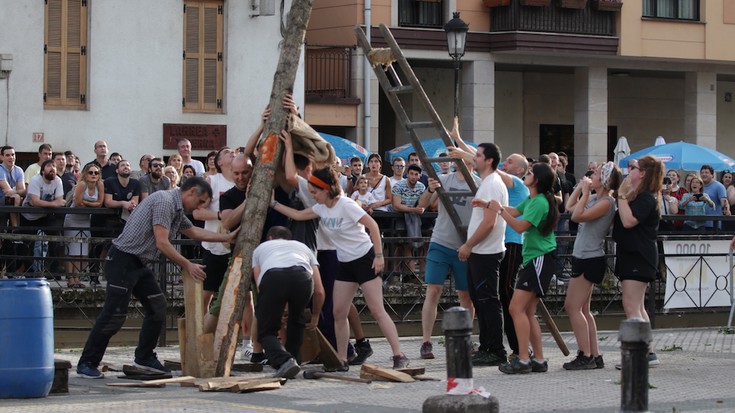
top-left (214, 0), bottom-right (314, 376)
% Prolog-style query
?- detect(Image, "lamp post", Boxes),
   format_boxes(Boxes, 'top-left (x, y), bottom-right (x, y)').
top-left (444, 12), bottom-right (469, 118)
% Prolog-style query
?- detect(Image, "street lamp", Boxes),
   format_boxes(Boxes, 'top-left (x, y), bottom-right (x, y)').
top-left (444, 12), bottom-right (469, 118)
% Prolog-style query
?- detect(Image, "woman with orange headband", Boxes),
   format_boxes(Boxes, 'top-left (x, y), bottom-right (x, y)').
top-left (271, 166), bottom-right (409, 371)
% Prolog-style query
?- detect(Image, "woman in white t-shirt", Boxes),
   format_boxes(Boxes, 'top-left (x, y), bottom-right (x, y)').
top-left (364, 153), bottom-right (392, 213)
top-left (271, 167), bottom-right (408, 371)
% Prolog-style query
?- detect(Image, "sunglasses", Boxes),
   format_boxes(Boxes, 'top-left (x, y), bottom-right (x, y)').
top-left (629, 165), bottom-right (639, 171)
top-left (88, 171), bottom-right (100, 176)
top-left (151, 163), bottom-right (165, 168)
top-left (393, 165), bottom-right (405, 168)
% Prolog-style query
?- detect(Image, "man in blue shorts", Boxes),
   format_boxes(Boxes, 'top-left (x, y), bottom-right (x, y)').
top-left (416, 159), bottom-right (480, 359)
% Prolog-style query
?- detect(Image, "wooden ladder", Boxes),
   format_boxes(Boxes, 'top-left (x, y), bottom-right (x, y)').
top-left (355, 24), bottom-right (478, 239)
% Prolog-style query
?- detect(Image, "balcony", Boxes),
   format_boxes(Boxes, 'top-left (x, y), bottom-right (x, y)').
top-left (304, 45), bottom-right (359, 104)
top-left (491, 0), bottom-right (617, 36)
top-left (398, 0), bottom-right (444, 28)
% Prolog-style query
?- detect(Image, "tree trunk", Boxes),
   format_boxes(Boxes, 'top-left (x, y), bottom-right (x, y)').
top-left (214, 0), bottom-right (314, 376)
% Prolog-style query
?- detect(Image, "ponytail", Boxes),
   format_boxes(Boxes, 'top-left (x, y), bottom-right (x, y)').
top-left (539, 191), bottom-right (559, 236)
top-left (529, 162), bottom-right (559, 237)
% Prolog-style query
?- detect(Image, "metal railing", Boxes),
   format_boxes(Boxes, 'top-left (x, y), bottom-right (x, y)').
top-left (398, 0), bottom-right (444, 28)
top-left (491, 0), bottom-right (617, 36)
top-left (2, 207), bottom-right (734, 339)
top-left (305, 45), bottom-right (354, 100)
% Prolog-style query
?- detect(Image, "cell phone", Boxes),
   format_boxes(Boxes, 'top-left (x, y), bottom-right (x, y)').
top-left (694, 194), bottom-right (703, 200)
top-left (238, 146), bottom-right (245, 153)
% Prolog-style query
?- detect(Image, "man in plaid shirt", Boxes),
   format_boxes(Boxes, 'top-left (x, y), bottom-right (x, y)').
top-left (76, 176), bottom-right (237, 379)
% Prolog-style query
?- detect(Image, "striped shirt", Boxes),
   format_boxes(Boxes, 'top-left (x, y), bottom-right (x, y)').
top-left (112, 189), bottom-right (193, 264)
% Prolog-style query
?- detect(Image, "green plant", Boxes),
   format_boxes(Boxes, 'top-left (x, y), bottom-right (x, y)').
top-left (660, 344), bottom-right (683, 352)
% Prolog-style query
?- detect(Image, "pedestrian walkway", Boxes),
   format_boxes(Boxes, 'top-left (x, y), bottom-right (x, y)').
top-left (2, 327), bottom-right (734, 412)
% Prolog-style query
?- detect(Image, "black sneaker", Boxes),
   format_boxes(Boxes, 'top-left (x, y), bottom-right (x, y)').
top-left (77, 362), bottom-right (104, 379)
top-left (348, 339), bottom-right (373, 366)
top-left (420, 341), bottom-right (435, 359)
top-left (134, 353), bottom-right (171, 374)
top-left (392, 354), bottom-right (409, 369)
top-left (472, 351), bottom-right (505, 366)
top-left (594, 355), bottom-right (605, 369)
top-left (250, 352), bottom-right (268, 365)
top-left (563, 353), bottom-right (596, 370)
top-left (499, 357), bottom-right (532, 374)
top-left (274, 358), bottom-right (301, 379)
top-left (530, 358), bottom-right (548, 373)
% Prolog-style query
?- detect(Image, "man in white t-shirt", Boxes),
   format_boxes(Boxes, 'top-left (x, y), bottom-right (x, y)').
top-left (177, 138), bottom-right (206, 176)
top-left (458, 142), bottom-right (508, 366)
top-left (252, 226), bottom-right (324, 379)
top-left (192, 147), bottom-right (235, 310)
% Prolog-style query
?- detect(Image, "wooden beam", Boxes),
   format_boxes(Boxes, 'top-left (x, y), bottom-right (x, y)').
top-left (213, 254), bottom-right (243, 377)
top-left (215, 0), bottom-right (315, 376)
top-left (183, 270), bottom-right (203, 377)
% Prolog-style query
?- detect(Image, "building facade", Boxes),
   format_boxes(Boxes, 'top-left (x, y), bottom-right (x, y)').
top-left (0, 0), bottom-right (304, 162)
top-left (303, 0), bottom-right (735, 175)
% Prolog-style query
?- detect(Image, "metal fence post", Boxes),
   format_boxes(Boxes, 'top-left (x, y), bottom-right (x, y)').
top-left (619, 317), bottom-right (652, 413)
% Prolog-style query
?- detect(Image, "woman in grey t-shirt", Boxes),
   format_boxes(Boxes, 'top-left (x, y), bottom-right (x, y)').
top-left (562, 162), bottom-right (621, 370)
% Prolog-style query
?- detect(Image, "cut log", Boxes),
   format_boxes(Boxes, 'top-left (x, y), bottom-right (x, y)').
top-left (213, 254), bottom-right (244, 377)
top-left (197, 333), bottom-right (216, 378)
top-left (215, 0), bottom-right (315, 376)
top-left (183, 270), bottom-right (204, 377)
top-left (360, 364), bottom-right (415, 383)
top-left (177, 318), bottom-right (186, 372)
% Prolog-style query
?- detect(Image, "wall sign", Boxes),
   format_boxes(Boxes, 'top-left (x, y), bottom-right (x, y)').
top-left (163, 123), bottom-right (227, 150)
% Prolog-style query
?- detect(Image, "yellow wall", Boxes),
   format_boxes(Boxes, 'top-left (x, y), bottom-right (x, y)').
top-left (620, 0), bottom-right (735, 62)
top-left (457, 0), bottom-right (491, 33)
top-left (307, 0), bottom-right (400, 45)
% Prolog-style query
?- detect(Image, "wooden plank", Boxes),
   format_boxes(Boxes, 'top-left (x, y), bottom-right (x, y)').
top-left (360, 364), bottom-right (415, 383)
top-left (315, 328), bottom-right (343, 371)
top-left (177, 318), bottom-right (186, 373)
top-left (199, 377), bottom-right (283, 392)
top-left (538, 300), bottom-right (570, 356)
top-left (164, 360), bottom-right (182, 371)
top-left (183, 270), bottom-right (204, 377)
top-left (231, 381), bottom-right (281, 393)
top-left (413, 374), bottom-right (441, 381)
top-left (214, 254), bottom-right (243, 377)
top-left (107, 382), bottom-right (166, 388)
top-left (198, 333), bottom-right (216, 378)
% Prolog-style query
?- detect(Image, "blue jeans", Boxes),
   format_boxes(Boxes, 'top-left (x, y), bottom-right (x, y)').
top-left (78, 246), bottom-right (166, 367)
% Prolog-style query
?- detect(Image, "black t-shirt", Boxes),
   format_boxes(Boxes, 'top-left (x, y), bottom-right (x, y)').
top-left (90, 160), bottom-right (117, 180)
top-left (612, 191), bottom-right (659, 269)
top-left (220, 185), bottom-right (289, 243)
top-left (104, 177), bottom-right (141, 202)
top-left (220, 186), bottom-right (246, 214)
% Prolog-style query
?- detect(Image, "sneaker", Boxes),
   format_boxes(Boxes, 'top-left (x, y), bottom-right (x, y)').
top-left (563, 352), bottom-right (596, 370)
top-left (647, 352), bottom-right (660, 367)
top-left (420, 341), bottom-right (435, 359)
top-left (594, 355), bottom-right (605, 369)
top-left (348, 339), bottom-right (374, 366)
top-left (614, 353), bottom-right (660, 370)
top-left (77, 362), bottom-right (104, 379)
top-left (392, 354), bottom-right (409, 369)
top-left (530, 358), bottom-right (548, 373)
top-left (274, 358), bottom-right (301, 379)
top-left (134, 353), bottom-right (171, 374)
top-left (324, 361), bottom-right (349, 373)
top-left (472, 351), bottom-right (505, 366)
top-left (240, 342), bottom-right (254, 360)
top-left (499, 357), bottom-right (532, 374)
top-left (250, 352), bottom-right (268, 365)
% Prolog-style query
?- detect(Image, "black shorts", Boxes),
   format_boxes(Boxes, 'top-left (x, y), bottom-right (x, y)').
top-left (203, 250), bottom-right (232, 292)
top-left (571, 256), bottom-right (607, 284)
top-left (337, 250), bottom-right (378, 285)
top-left (515, 252), bottom-right (557, 298)
top-left (615, 249), bottom-right (657, 283)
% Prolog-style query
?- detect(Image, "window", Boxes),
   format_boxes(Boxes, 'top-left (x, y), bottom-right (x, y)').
top-left (44, 0), bottom-right (88, 109)
top-left (643, 0), bottom-right (699, 21)
top-left (183, 0), bottom-right (224, 113)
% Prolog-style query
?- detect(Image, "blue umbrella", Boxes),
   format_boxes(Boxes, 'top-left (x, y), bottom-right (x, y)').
top-left (317, 133), bottom-right (369, 166)
top-left (619, 141), bottom-right (735, 171)
top-left (384, 138), bottom-right (478, 171)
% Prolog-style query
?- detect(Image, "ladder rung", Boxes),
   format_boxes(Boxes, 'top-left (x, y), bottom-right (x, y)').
top-left (405, 121), bottom-right (435, 129)
top-left (425, 156), bottom-right (457, 164)
top-left (443, 190), bottom-right (475, 197)
top-left (388, 85), bottom-right (414, 94)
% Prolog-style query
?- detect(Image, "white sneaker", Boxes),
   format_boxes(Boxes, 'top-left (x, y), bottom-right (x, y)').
top-left (240, 342), bottom-right (253, 360)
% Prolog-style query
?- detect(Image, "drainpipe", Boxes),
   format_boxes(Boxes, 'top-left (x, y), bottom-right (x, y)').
top-left (363, 0), bottom-right (371, 152)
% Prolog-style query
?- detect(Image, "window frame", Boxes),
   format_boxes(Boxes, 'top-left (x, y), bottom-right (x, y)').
top-left (182, 0), bottom-right (224, 114)
top-left (642, 0), bottom-right (700, 22)
top-left (44, 0), bottom-right (88, 110)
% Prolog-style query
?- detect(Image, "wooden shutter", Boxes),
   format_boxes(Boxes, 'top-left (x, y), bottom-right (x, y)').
top-left (44, 0), bottom-right (88, 109)
top-left (183, 0), bottom-right (223, 113)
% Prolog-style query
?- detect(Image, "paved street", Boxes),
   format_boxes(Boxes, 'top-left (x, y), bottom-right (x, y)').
top-left (2, 327), bottom-right (734, 413)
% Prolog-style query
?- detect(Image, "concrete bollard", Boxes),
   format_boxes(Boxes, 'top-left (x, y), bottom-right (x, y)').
top-left (423, 307), bottom-right (499, 413)
top-left (619, 318), bottom-right (652, 413)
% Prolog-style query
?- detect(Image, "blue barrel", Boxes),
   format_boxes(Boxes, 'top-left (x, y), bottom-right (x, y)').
top-left (0, 278), bottom-right (54, 398)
